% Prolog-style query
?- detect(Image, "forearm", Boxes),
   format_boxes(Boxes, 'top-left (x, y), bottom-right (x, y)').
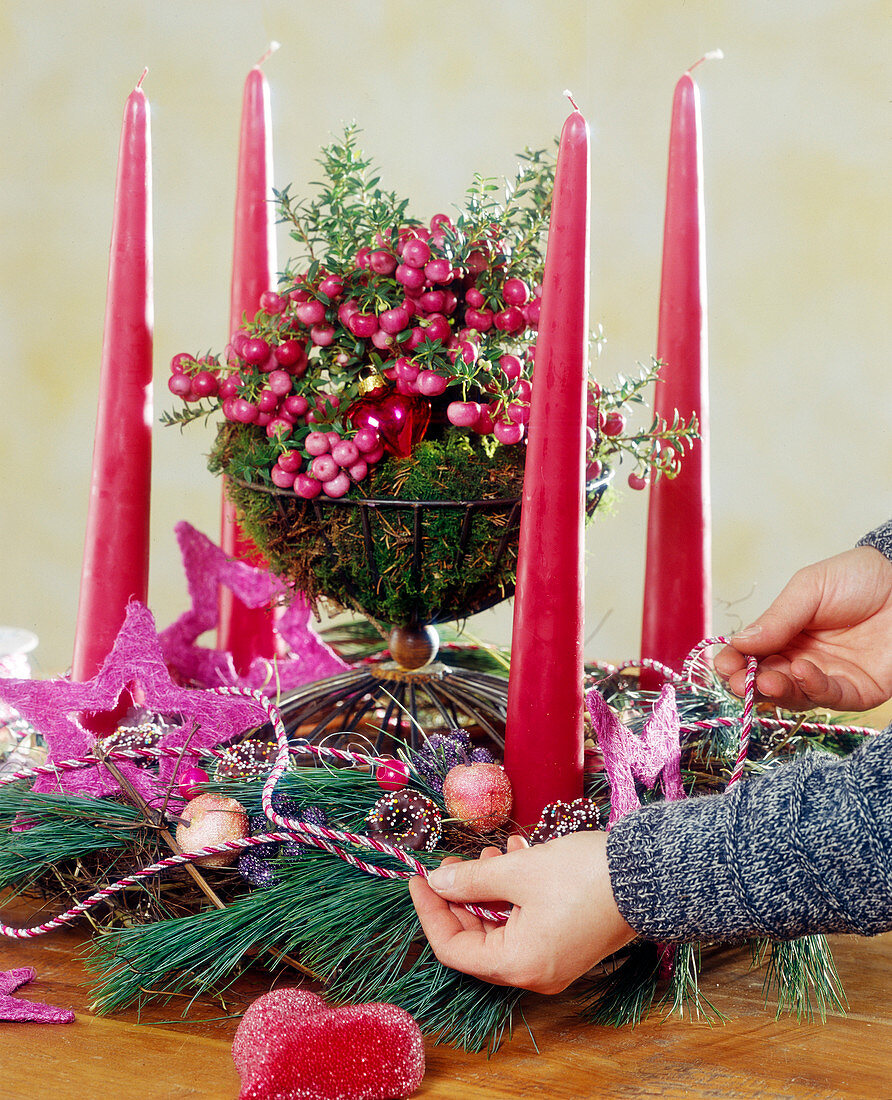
top-left (607, 725), bottom-right (892, 942)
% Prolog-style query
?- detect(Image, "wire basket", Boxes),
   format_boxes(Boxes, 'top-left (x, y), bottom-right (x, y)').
top-left (230, 467), bottom-right (612, 628)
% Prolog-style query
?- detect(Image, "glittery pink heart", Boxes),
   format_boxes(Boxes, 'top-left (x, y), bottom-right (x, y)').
top-left (232, 987), bottom-right (425, 1100)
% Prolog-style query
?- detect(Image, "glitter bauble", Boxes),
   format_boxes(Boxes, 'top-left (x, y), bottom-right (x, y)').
top-left (375, 760), bottom-right (411, 792)
top-left (232, 987), bottom-right (425, 1100)
top-left (442, 762), bottom-right (513, 831)
top-left (175, 793), bottom-right (249, 867)
top-left (365, 790), bottom-right (442, 852)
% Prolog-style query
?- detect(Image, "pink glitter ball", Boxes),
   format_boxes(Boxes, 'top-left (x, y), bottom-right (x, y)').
top-left (232, 987), bottom-right (425, 1100)
top-left (442, 763), bottom-right (514, 831)
top-left (175, 793), bottom-right (248, 867)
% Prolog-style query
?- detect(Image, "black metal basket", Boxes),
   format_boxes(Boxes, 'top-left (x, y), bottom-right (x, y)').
top-left (232, 466), bottom-right (612, 627)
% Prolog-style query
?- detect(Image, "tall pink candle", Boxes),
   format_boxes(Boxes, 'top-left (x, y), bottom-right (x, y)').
top-left (71, 72), bottom-right (153, 683)
top-left (218, 53), bottom-right (279, 673)
top-left (641, 61), bottom-right (713, 683)
top-left (503, 99), bottom-right (590, 829)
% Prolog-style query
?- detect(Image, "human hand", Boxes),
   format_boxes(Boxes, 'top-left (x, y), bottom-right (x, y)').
top-left (715, 545), bottom-right (892, 711)
top-left (408, 831), bottom-right (635, 995)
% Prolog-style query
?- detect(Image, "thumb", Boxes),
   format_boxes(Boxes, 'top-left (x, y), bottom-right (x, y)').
top-left (427, 850), bottom-right (523, 905)
top-left (732, 568), bottom-right (821, 655)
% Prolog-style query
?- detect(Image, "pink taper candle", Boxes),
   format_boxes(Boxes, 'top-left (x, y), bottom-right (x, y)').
top-left (641, 57), bottom-right (717, 684)
top-left (71, 72), bottom-right (153, 683)
top-left (503, 97), bottom-right (590, 828)
top-left (218, 48), bottom-right (279, 672)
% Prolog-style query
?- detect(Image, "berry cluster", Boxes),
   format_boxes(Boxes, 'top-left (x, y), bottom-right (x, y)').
top-left (164, 126), bottom-right (699, 499)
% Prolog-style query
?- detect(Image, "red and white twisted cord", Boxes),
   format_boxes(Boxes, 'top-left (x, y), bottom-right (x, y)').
top-left (2, 640), bottom-right (878, 939)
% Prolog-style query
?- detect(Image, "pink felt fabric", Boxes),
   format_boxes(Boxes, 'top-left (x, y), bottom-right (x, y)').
top-left (0, 968), bottom-right (75, 1023)
top-left (159, 522), bottom-right (348, 693)
top-left (585, 683), bottom-right (685, 827)
top-left (0, 602), bottom-right (269, 805)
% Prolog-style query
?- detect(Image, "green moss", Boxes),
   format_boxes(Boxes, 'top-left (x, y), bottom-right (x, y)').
top-left (214, 424), bottom-right (527, 627)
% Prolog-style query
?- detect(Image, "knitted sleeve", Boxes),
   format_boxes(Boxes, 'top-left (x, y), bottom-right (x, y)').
top-left (607, 521), bottom-right (892, 943)
top-left (857, 519), bottom-right (892, 562)
top-left (607, 725), bottom-right (892, 942)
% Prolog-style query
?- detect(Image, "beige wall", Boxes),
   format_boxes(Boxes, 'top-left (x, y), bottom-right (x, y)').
top-left (1, 0), bottom-right (889, 679)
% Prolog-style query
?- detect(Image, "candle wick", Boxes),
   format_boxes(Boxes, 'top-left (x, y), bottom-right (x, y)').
top-left (257, 41), bottom-right (281, 67)
top-left (562, 88), bottom-right (580, 112)
top-left (687, 49), bottom-right (724, 74)
top-left (135, 67), bottom-right (148, 90)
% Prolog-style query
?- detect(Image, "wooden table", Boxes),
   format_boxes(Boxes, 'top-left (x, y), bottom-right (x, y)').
top-left (2, 902), bottom-right (890, 1100)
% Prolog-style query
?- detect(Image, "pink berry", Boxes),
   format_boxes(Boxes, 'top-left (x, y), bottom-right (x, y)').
top-left (416, 370), bottom-right (448, 397)
top-left (170, 352), bottom-right (194, 373)
top-left (271, 465), bottom-right (296, 489)
top-left (586, 458), bottom-right (604, 481)
top-left (332, 440), bottom-right (360, 467)
top-left (501, 277), bottom-right (529, 306)
top-left (628, 472), bottom-right (648, 490)
top-left (446, 401), bottom-right (482, 428)
top-left (295, 300), bottom-right (326, 326)
top-left (395, 263), bottom-right (425, 291)
top-left (277, 450), bottom-right (303, 473)
top-left (465, 286), bottom-right (485, 309)
top-left (355, 246), bottom-right (371, 269)
top-left (260, 291), bottom-right (287, 314)
top-left (348, 312), bottom-right (379, 338)
top-left (602, 411), bottom-right (626, 437)
top-left (258, 388), bottom-right (279, 414)
top-left (283, 394), bottom-right (310, 418)
top-left (305, 432), bottom-right (331, 456)
top-left (322, 472), bottom-right (351, 498)
top-left (378, 306), bottom-right (411, 335)
top-left (275, 339), bottom-right (307, 369)
top-left (231, 398), bottom-right (259, 423)
top-left (310, 454), bottom-right (339, 482)
top-left (424, 258), bottom-right (452, 284)
top-left (498, 354), bottom-right (522, 380)
top-left (494, 306), bottom-right (525, 333)
top-left (401, 238), bottom-right (431, 268)
top-left (268, 370), bottom-right (293, 396)
top-left (347, 459), bottom-right (369, 481)
top-left (318, 274), bottom-right (345, 299)
top-left (310, 323), bottom-right (336, 346)
top-left (464, 308), bottom-right (493, 332)
top-left (394, 357), bottom-right (419, 383)
top-left (369, 249), bottom-right (397, 275)
top-left (418, 289), bottom-right (446, 313)
top-left (494, 420), bottom-right (525, 445)
top-left (265, 417), bottom-right (293, 440)
top-left (506, 402), bottom-right (530, 425)
top-left (353, 428), bottom-right (380, 454)
top-left (294, 474), bottom-right (322, 499)
top-left (513, 378), bottom-right (532, 402)
top-left (376, 760), bottom-right (411, 792)
top-left (364, 445), bottom-right (386, 465)
top-left (190, 371), bottom-right (218, 398)
top-left (177, 766), bottom-right (210, 802)
top-left (472, 406), bottom-right (496, 435)
top-left (242, 337), bottom-right (271, 365)
top-left (167, 373), bottom-right (193, 397)
top-left (338, 298), bottom-right (360, 325)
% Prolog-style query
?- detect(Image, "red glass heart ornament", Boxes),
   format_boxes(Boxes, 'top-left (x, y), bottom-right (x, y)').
top-left (346, 382), bottom-right (431, 460)
top-left (232, 987), bottom-right (425, 1100)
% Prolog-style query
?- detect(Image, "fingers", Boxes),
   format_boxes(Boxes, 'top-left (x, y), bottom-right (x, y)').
top-left (426, 845), bottom-right (526, 906)
top-left (729, 568), bottom-right (822, 658)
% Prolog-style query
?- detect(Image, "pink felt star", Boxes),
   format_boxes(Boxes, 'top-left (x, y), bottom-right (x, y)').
top-left (0, 602), bottom-right (269, 805)
top-left (158, 522), bottom-right (347, 692)
top-left (0, 968), bottom-right (75, 1023)
top-left (585, 683), bottom-right (685, 827)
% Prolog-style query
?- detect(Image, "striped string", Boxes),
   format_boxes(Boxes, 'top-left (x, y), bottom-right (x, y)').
top-left (1, 639), bottom-right (877, 938)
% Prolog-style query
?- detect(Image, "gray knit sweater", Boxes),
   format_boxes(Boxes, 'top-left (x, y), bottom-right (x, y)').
top-left (607, 520), bottom-right (892, 942)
